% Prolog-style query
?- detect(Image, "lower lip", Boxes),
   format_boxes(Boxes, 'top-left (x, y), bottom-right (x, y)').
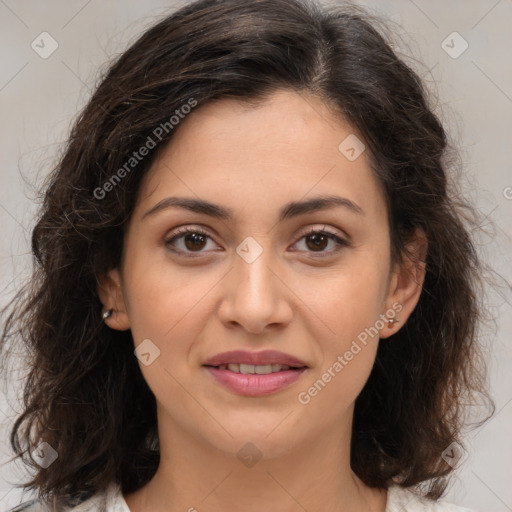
top-left (203, 366), bottom-right (307, 397)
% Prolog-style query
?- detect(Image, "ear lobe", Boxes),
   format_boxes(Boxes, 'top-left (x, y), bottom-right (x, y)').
top-left (96, 268), bottom-right (131, 331)
top-left (380, 229), bottom-right (427, 339)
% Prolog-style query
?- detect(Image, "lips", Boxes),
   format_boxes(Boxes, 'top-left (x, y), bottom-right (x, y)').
top-left (202, 350), bottom-right (309, 396)
top-left (202, 349), bottom-right (308, 368)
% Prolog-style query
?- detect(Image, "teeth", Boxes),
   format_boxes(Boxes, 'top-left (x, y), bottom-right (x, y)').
top-left (255, 364), bottom-right (273, 374)
top-left (218, 363), bottom-right (292, 374)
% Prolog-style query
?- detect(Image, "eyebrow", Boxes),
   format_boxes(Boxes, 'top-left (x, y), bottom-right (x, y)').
top-left (141, 194), bottom-right (364, 222)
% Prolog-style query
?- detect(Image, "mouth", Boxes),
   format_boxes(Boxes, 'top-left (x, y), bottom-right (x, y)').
top-left (202, 352), bottom-right (308, 396)
top-left (203, 363), bottom-right (307, 374)
top-left (202, 350), bottom-right (309, 396)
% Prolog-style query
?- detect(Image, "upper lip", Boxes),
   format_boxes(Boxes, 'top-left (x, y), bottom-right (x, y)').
top-left (203, 350), bottom-right (308, 368)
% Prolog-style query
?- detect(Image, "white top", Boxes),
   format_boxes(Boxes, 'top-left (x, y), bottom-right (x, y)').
top-left (7, 482), bottom-right (477, 511)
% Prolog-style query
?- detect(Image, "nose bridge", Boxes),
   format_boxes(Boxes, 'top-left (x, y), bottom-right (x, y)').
top-left (235, 235), bottom-right (279, 304)
top-left (218, 236), bottom-right (292, 332)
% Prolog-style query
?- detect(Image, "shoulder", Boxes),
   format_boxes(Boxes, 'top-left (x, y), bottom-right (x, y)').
top-left (66, 482), bottom-right (130, 512)
top-left (6, 482), bottom-right (129, 512)
top-left (6, 499), bottom-right (54, 512)
top-left (6, 500), bottom-right (44, 512)
top-left (386, 485), bottom-right (477, 512)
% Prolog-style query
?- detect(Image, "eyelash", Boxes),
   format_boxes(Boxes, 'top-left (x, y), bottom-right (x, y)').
top-left (164, 226), bottom-right (348, 258)
top-left (295, 227), bottom-right (348, 256)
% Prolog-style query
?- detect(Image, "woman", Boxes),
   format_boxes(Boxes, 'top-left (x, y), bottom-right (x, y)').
top-left (1, 0), bottom-right (493, 510)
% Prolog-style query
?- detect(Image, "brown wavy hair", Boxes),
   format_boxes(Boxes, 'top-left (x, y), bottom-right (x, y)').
top-left (1, 0), bottom-right (494, 508)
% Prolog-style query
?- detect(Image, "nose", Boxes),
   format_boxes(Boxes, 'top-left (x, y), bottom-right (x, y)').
top-left (217, 240), bottom-right (293, 334)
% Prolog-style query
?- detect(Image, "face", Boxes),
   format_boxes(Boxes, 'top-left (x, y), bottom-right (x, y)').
top-left (100, 90), bottom-right (422, 459)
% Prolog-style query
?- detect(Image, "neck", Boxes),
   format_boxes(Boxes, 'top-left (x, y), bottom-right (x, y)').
top-left (124, 405), bottom-right (387, 512)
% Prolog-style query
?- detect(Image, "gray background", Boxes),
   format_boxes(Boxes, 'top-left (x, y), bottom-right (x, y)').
top-left (1, 1), bottom-right (511, 510)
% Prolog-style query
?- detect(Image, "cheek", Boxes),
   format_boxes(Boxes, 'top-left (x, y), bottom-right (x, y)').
top-left (295, 269), bottom-right (383, 415)
top-left (122, 242), bottom-right (217, 341)
top-left (125, 275), bottom-right (216, 421)
top-left (296, 344), bottom-right (378, 425)
top-left (291, 251), bottom-right (388, 406)
top-left (293, 252), bottom-right (390, 344)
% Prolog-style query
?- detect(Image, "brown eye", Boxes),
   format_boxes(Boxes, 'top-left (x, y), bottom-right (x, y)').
top-left (183, 232), bottom-right (207, 251)
top-left (305, 232), bottom-right (329, 251)
top-left (292, 228), bottom-right (347, 256)
top-left (165, 227), bottom-right (218, 255)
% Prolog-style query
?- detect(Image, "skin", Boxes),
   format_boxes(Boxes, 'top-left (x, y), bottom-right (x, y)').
top-left (98, 89), bottom-right (426, 512)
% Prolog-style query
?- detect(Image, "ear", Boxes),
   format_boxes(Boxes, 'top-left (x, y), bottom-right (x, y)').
top-left (380, 228), bottom-right (427, 339)
top-left (97, 268), bottom-right (131, 331)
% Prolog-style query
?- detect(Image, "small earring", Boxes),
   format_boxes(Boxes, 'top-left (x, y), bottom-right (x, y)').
top-left (102, 309), bottom-right (113, 320)
top-left (387, 317), bottom-right (399, 329)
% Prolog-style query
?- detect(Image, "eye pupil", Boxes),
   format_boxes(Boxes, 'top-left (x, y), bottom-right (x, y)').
top-left (184, 233), bottom-right (207, 251)
top-left (306, 233), bottom-right (328, 251)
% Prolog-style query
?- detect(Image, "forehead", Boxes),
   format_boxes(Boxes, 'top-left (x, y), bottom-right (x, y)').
top-left (135, 90), bottom-right (386, 223)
